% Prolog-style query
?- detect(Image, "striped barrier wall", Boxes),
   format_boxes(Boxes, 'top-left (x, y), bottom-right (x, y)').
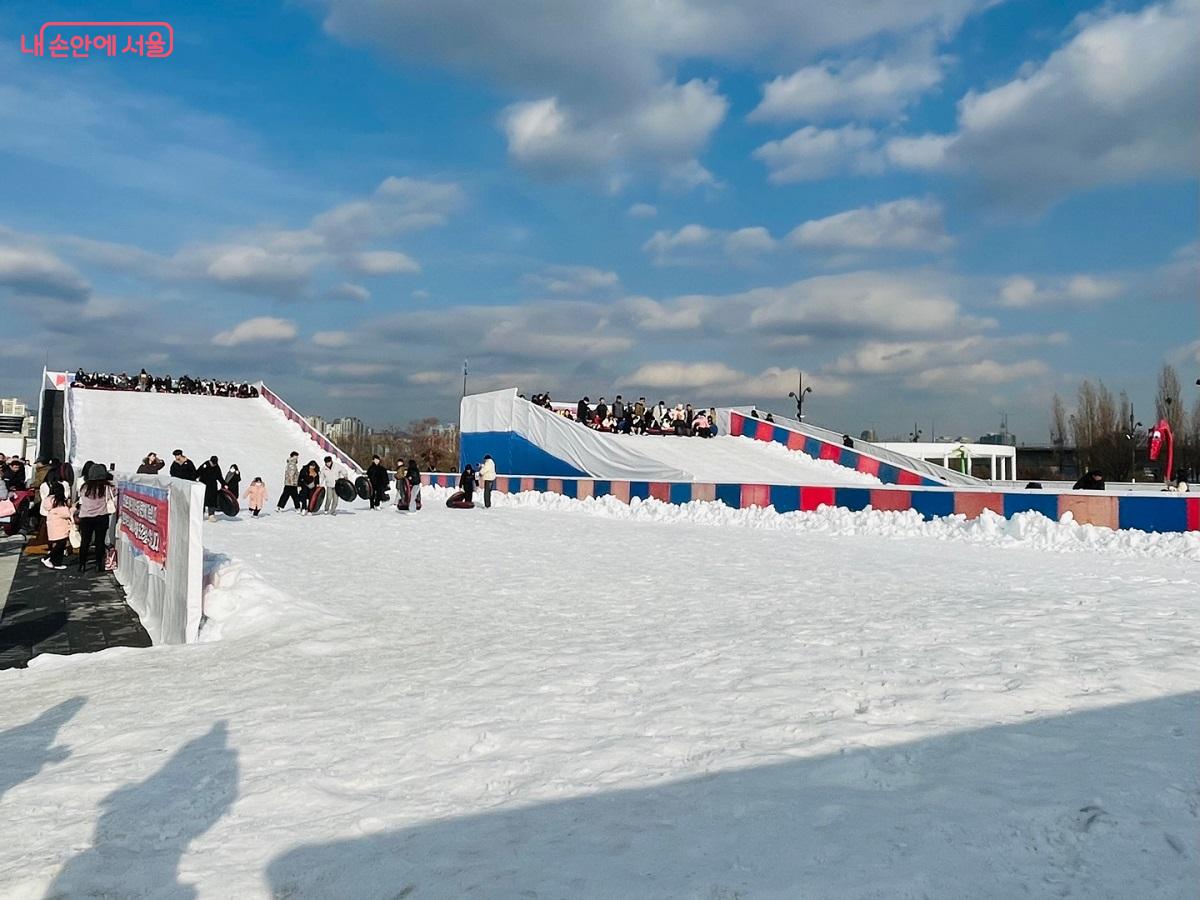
top-left (728, 410), bottom-right (947, 487)
top-left (420, 474), bottom-right (1199, 534)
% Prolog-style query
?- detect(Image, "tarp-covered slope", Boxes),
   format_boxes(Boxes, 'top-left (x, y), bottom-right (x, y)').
top-left (461, 389), bottom-right (879, 485)
top-left (69, 390), bottom-right (350, 492)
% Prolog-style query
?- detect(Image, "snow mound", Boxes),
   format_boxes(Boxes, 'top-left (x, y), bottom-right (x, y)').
top-left (200, 553), bottom-right (341, 642)
top-left (441, 486), bottom-right (1200, 562)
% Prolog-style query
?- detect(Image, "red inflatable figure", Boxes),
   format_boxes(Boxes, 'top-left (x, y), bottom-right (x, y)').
top-left (1148, 418), bottom-right (1174, 484)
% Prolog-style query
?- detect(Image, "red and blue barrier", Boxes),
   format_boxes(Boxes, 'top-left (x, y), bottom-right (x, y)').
top-left (422, 473), bottom-right (1198, 534)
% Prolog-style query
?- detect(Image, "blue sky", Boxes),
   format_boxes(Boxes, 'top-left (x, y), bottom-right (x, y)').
top-left (0, 0), bottom-right (1196, 440)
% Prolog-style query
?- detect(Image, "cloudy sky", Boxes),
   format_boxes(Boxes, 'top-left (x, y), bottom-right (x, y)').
top-left (1, 0), bottom-right (1196, 439)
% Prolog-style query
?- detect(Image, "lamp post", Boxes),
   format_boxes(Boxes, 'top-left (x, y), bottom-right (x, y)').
top-left (909, 424), bottom-right (922, 442)
top-left (787, 373), bottom-right (812, 420)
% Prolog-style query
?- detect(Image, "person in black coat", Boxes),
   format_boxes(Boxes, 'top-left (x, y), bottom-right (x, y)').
top-left (224, 464), bottom-right (241, 498)
top-left (169, 450), bottom-right (197, 481)
top-left (366, 455), bottom-right (389, 510)
top-left (576, 396), bottom-right (590, 425)
top-left (1072, 470), bottom-right (1105, 491)
top-left (196, 456), bottom-right (226, 520)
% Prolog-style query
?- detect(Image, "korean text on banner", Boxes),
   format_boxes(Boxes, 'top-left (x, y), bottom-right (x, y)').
top-left (119, 481), bottom-right (169, 566)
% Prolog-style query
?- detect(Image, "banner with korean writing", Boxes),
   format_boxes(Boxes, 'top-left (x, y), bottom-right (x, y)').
top-left (118, 480), bottom-right (169, 567)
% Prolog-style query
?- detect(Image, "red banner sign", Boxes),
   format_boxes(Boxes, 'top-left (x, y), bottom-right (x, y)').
top-left (119, 483), bottom-right (169, 566)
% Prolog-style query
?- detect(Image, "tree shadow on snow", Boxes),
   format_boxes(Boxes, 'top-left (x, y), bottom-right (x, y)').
top-left (0, 696), bottom-right (86, 801)
top-left (44, 720), bottom-right (239, 900)
top-left (267, 692), bottom-right (1199, 899)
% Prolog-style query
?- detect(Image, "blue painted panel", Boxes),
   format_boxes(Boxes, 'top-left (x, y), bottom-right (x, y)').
top-left (772, 426), bottom-right (790, 445)
top-left (460, 431), bottom-right (588, 478)
top-left (910, 490), bottom-right (955, 521)
top-left (629, 481), bottom-right (650, 501)
top-left (715, 483), bottom-right (741, 508)
top-left (560, 479), bottom-right (578, 498)
top-left (921, 478), bottom-right (942, 487)
top-left (804, 437), bottom-right (822, 458)
top-left (769, 484), bottom-right (800, 513)
top-left (1002, 492), bottom-right (1060, 521)
top-left (838, 449), bottom-right (856, 468)
top-left (1117, 496), bottom-right (1188, 533)
top-left (592, 480), bottom-right (612, 497)
top-left (877, 463), bottom-right (900, 485)
top-left (669, 483), bottom-right (692, 505)
top-left (835, 488), bottom-right (872, 511)
top-left (532, 477), bottom-right (548, 493)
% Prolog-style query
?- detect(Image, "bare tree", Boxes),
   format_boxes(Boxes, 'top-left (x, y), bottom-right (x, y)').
top-left (1050, 393), bottom-right (1069, 445)
top-left (1155, 363), bottom-right (1184, 435)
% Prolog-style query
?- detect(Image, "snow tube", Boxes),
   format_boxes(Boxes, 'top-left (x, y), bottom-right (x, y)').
top-left (307, 485), bottom-right (325, 513)
top-left (396, 480), bottom-right (411, 510)
top-left (335, 478), bottom-right (357, 502)
top-left (354, 476), bottom-right (371, 500)
top-left (445, 490), bottom-right (475, 509)
top-left (218, 487), bottom-right (240, 517)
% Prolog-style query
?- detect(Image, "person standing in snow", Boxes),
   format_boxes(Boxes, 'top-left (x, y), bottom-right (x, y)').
top-left (576, 396), bottom-right (590, 425)
top-left (277, 451), bottom-right (301, 512)
top-left (196, 456), bottom-right (226, 521)
top-left (224, 464), bottom-right (241, 499)
top-left (404, 459), bottom-right (421, 511)
top-left (136, 452), bottom-right (165, 475)
top-left (479, 454), bottom-right (497, 509)
top-left (42, 482), bottom-right (73, 570)
top-left (366, 455), bottom-right (389, 510)
top-left (320, 455), bottom-right (348, 515)
top-left (298, 461), bottom-right (321, 515)
top-left (244, 477), bottom-right (267, 517)
top-left (169, 450), bottom-right (197, 481)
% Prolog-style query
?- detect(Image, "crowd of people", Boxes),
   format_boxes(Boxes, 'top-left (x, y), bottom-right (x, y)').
top-left (72, 368), bottom-right (260, 398)
top-left (523, 393), bottom-right (719, 437)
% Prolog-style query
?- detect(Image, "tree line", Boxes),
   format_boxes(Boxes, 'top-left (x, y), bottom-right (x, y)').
top-left (1051, 363), bottom-right (1199, 482)
top-left (337, 418), bottom-right (460, 472)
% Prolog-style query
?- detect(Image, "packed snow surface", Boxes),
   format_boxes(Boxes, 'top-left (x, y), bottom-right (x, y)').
top-left (2, 489), bottom-right (1197, 898)
top-left (69, 390), bottom-right (348, 484)
top-left (607, 432), bottom-right (881, 484)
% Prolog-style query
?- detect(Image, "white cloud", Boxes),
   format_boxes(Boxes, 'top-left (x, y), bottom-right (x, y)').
top-left (325, 282), bottom-right (371, 302)
top-left (643, 223), bottom-right (777, 265)
top-left (310, 176), bottom-right (464, 247)
top-left (212, 316), bottom-right (298, 347)
top-left (617, 362), bottom-right (852, 400)
top-left (343, 250), bottom-right (420, 276)
top-left (522, 265), bottom-right (621, 295)
top-left (906, 359), bottom-right (1050, 390)
top-left (751, 49), bottom-right (944, 122)
top-left (0, 242), bottom-right (90, 301)
top-left (753, 125), bottom-right (883, 183)
top-left (789, 197), bottom-right (952, 251)
top-left (312, 362), bottom-right (394, 378)
top-left (997, 274), bottom-right (1123, 308)
top-left (628, 202), bottom-right (658, 218)
top-left (890, 0), bottom-right (1200, 209)
top-left (312, 330), bottom-right (353, 347)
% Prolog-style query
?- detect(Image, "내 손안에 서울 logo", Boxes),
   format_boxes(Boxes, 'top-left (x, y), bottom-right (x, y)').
top-left (20, 21), bottom-right (174, 58)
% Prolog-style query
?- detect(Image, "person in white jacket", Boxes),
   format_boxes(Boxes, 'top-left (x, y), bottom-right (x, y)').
top-left (478, 454), bottom-right (497, 509)
top-left (319, 455), bottom-right (348, 515)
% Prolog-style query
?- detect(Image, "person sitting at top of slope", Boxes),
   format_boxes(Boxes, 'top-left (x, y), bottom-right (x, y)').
top-left (169, 449), bottom-right (197, 481)
top-left (576, 396), bottom-right (590, 425)
top-left (319, 455), bottom-right (348, 516)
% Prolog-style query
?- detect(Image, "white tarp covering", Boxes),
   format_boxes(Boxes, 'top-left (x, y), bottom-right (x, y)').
top-left (462, 389), bottom-right (690, 481)
top-left (115, 474), bottom-right (205, 644)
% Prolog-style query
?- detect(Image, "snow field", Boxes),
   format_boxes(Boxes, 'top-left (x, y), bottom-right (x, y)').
top-left (0, 488), bottom-right (1196, 898)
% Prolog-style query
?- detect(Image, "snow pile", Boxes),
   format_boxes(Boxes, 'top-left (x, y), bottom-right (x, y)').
top-left (472, 485), bottom-right (1200, 561)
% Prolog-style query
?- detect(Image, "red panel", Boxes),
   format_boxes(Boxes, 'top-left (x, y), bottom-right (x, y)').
top-left (519, 477), bottom-right (534, 493)
top-left (610, 481), bottom-right (630, 503)
top-left (1188, 497), bottom-right (1200, 531)
top-left (856, 455), bottom-right (881, 477)
top-left (896, 469), bottom-right (923, 486)
top-left (546, 479), bottom-right (563, 495)
top-left (1059, 494), bottom-right (1119, 529)
top-left (649, 482), bottom-right (671, 502)
top-left (729, 414), bottom-right (745, 437)
top-left (870, 489), bottom-right (912, 511)
top-left (800, 486), bottom-right (835, 511)
top-left (819, 443), bottom-right (841, 461)
top-left (493, 476), bottom-right (508, 493)
top-left (786, 431), bottom-right (806, 451)
top-left (741, 484), bottom-right (770, 508)
top-left (755, 421), bottom-right (774, 441)
top-left (955, 492), bottom-right (1003, 519)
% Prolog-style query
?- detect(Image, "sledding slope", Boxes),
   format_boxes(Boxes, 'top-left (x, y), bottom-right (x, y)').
top-left (68, 386), bottom-right (359, 494)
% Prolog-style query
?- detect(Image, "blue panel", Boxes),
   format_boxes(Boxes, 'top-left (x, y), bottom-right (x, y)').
top-left (532, 477), bottom-right (548, 493)
top-left (877, 463), bottom-right (900, 485)
top-left (669, 483), bottom-right (692, 505)
top-left (715, 483), bottom-right (742, 508)
top-left (910, 490), bottom-right (955, 521)
top-left (804, 437), bottom-right (822, 458)
top-left (629, 481), bottom-right (650, 501)
top-left (592, 480), bottom-right (611, 497)
top-left (1117, 496), bottom-right (1188, 533)
top-left (769, 485), bottom-right (800, 513)
top-left (838, 449), bottom-right (856, 468)
top-left (1002, 492), bottom-right (1060, 521)
top-left (921, 478), bottom-right (942, 487)
top-left (460, 431), bottom-right (588, 478)
top-left (772, 426), bottom-right (790, 445)
top-left (835, 488), bottom-right (871, 511)
top-left (560, 479), bottom-right (578, 498)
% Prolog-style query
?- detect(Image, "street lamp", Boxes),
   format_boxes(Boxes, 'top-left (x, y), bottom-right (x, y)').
top-left (909, 425), bottom-right (922, 442)
top-left (788, 373), bottom-right (813, 420)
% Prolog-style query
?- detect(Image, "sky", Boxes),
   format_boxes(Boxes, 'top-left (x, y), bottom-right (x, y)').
top-left (0, 0), bottom-right (1196, 441)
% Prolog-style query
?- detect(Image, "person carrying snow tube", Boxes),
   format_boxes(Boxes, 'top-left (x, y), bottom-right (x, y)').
top-left (276, 451), bottom-right (301, 512)
top-left (399, 459), bottom-right (422, 511)
top-left (197, 456), bottom-right (226, 522)
top-left (319, 456), bottom-right (349, 515)
top-left (446, 464), bottom-right (475, 509)
top-left (366, 455), bottom-right (389, 510)
top-left (298, 461), bottom-right (321, 515)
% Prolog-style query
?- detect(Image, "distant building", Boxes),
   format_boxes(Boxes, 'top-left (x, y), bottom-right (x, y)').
top-left (978, 431), bottom-right (1017, 447)
top-left (338, 416), bottom-right (366, 439)
top-left (1, 398), bottom-right (28, 417)
top-left (858, 429), bottom-right (877, 442)
top-left (304, 414), bottom-right (327, 433)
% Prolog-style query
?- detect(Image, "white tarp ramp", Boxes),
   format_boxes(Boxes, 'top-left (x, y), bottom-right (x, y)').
top-left (462, 389), bottom-right (690, 481)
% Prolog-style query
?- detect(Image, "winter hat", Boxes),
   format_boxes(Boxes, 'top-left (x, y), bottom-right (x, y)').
top-left (86, 462), bottom-right (109, 481)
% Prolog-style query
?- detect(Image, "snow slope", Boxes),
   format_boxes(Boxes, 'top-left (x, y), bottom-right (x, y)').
top-left (2, 492), bottom-right (1197, 897)
top-left (68, 390), bottom-right (356, 490)
top-left (608, 433), bottom-right (881, 485)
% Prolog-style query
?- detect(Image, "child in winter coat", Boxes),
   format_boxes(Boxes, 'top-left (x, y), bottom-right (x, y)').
top-left (244, 477), bottom-right (267, 517)
top-left (42, 482), bottom-right (74, 570)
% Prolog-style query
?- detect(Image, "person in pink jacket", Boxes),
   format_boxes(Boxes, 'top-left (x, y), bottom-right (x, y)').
top-left (42, 482), bottom-right (74, 570)
top-left (244, 477), bottom-right (268, 517)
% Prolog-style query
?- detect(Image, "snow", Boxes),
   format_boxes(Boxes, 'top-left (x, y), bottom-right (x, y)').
top-left (2, 489), bottom-right (1197, 898)
top-left (69, 390), bottom-right (344, 488)
top-left (607, 433), bottom-right (882, 485)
